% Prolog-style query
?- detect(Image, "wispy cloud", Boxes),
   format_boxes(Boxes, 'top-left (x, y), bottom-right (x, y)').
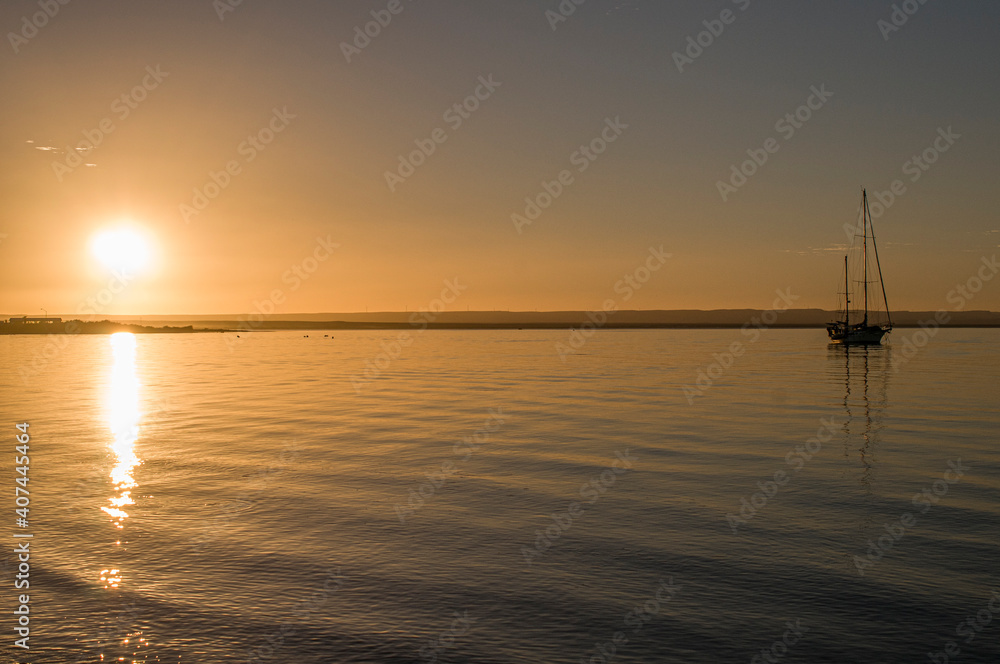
top-left (26, 140), bottom-right (96, 167)
top-left (779, 244), bottom-right (850, 256)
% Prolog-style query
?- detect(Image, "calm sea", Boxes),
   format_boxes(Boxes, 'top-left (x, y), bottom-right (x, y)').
top-left (1, 329), bottom-right (998, 663)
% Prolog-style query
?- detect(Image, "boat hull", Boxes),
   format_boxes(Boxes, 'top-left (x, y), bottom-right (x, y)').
top-left (826, 323), bottom-right (889, 345)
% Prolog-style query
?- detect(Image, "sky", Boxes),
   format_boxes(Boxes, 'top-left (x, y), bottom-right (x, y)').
top-left (1, 0), bottom-right (999, 316)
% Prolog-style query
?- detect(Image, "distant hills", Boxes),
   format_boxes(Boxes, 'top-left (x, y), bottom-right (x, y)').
top-left (4, 309), bottom-right (996, 332)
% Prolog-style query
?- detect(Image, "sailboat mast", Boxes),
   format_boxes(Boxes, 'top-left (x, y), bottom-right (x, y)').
top-left (844, 255), bottom-right (849, 326)
top-left (862, 189), bottom-right (869, 326)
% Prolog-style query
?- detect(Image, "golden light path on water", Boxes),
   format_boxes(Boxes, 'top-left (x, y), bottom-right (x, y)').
top-left (101, 332), bottom-right (142, 592)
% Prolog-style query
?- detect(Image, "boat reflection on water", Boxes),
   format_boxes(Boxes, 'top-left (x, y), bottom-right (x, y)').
top-left (830, 342), bottom-right (892, 564)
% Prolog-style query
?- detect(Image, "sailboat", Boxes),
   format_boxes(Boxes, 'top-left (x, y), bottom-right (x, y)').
top-left (827, 189), bottom-right (893, 344)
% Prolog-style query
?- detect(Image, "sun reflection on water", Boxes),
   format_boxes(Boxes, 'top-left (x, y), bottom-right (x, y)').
top-left (97, 333), bottom-right (153, 659)
top-left (102, 332), bottom-right (142, 528)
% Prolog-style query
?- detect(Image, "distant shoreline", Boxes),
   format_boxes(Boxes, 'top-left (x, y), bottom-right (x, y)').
top-left (88, 308), bottom-right (1000, 331)
top-left (0, 320), bottom-right (224, 335)
top-left (174, 321), bottom-right (1000, 331)
top-left (2, 310), bottom-right (999, 334)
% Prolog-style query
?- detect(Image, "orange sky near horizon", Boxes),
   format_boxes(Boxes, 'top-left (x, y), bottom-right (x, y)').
top-left (1, 1), bottom-right (998, 316)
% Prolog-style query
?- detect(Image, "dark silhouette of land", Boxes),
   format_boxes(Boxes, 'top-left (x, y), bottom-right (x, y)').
top-left (4, 310), bottom-right (996, 333)
top-left (0, 319), bottom-right (220, 335)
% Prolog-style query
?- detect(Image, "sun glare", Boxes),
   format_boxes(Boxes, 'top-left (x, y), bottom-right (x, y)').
top-left (90, 227), bottom-right (153, 274)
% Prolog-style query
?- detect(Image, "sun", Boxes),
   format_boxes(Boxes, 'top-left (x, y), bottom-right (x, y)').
top-left (90, 227), bottom-right (153, 274)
